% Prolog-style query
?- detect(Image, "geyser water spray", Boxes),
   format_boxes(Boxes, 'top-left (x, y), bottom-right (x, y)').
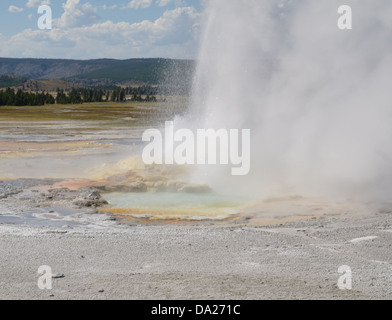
top-left (188, 0), bottom-right (392, 202)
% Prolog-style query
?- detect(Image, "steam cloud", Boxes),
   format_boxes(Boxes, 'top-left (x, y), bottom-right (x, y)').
top-left (189, 0), bottom-right (392, 202)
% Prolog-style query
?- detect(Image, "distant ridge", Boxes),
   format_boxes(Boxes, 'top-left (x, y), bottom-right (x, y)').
top-left (14, 79), bottom-right (82, 92)
top-left (0, 57), bottom-right (195, 87)
top-left (0, 75), bottom-right (27, 88)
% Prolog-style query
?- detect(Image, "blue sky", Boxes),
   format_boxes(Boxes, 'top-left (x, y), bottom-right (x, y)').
top-left (0, 0), bottom-right (203, 59)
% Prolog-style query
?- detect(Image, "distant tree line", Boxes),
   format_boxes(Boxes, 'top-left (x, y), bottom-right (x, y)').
top-left (125, 85), bottom-right (159, 96)
top-left (55, 88), bottom-right (103, 104)
top-left (124, 84), bottom-right (190, 96)
top-left (0, 88), bottom-right (55, 106)
top-left (0, 85), bottom-right (162, 106)
top-left (59, 87), bottom-right (158, 103)
top-left (109, 88), bottom-right (157, 103)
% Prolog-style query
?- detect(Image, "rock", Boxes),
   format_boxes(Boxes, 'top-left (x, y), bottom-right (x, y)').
top-left (73, 189), bottom-right (109, 208)
top-left (86, 191), bottom-right (101, 200)
top-left (73, 198), bottom-right (108, 208)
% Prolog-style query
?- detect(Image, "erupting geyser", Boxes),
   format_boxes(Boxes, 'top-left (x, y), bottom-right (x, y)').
top-left (188, 0), bottom-right (392, 202)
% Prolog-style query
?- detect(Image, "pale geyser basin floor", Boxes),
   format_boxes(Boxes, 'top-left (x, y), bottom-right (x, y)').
top-left (0, 208), bottom-right (391, 300)
top-left (1, 103), bottom-right (391, 299)
top-left (0, 101), bottom-right (186, 179)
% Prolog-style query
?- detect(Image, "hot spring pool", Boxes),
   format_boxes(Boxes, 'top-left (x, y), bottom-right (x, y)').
top-left (102, 192), bottom-right (253, 221)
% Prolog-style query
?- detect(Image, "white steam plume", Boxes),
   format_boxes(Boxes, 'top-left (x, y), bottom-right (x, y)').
top-left (189, 0), bottom-right (392, 202)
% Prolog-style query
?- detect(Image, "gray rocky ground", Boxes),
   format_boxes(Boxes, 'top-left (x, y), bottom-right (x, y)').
top-left (0, 179), bottom-right (391, 300)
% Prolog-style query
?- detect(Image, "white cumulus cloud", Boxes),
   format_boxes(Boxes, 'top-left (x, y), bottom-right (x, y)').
top-left (156, 0), bottom-right (172, 7)
top-left (125, 0), bottom-right (174, 9)
top-left (9, 6), bottom-right (24, 13)
top-left (0, 6), bottom-right (200, 59)
top-left (125, 0), bottom-right (154, 9)
top-left (55, 0), bottom-right (100, 28)
top-left (26, 0), bottom-right (51, 7)
top-left (101, 4), bottom-right (118, 10)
